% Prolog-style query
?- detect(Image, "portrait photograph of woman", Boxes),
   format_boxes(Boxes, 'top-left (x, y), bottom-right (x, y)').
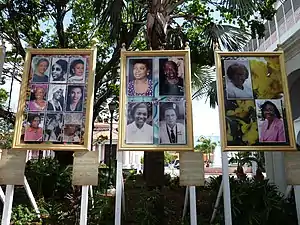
top-left (224, 60), bottom-right (254, 99)
top-left (66, 85), bottom-right (84, 112)
top-left (127, 58), bottom-right (153, 96)
top-left (126, 102), bottom-right (153, 144)
top-left (31, 57), bottom-right (50, 83)
top-left (159, 58), bottom-right (184, 96)
top-left (68, 58), bottom-right (86, 83)
top-left (24, 113), bottom-right (44, 142)
top-left (28, 84), bottom-right (48, 111)
top-left (50, 58), bottom-right (68, 83)
top-left (47, 85), bottom-right (65, 111)
top-left (44, 113), bottom-right (63, 142)
top-left (256, 99), bottom-right (287, 143)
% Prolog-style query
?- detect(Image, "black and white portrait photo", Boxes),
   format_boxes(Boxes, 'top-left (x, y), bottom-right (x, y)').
top-left (47, 84), bottom-right (66, 111)
top-left (126, 102), bottom-right (153, 144)
top-left (50, 57), bottom-right (69, 83)
top-left (159, 58), bottom-right (184, 96)
top-left (66, 85), bottom-right (84, 112)
top-left (63, 124), bottom-right (81, 143)
top-left (44, 113), bottom-right (63, 142)
top-left (64, 113), bottom-right (83, 125)
top-left (224, 60), bottom-right (254, 99)
top-left (159, 102), bottom-right (186, 144)
top-left (31, 57), bottom-right (51, 83)
top-left (68, 58), bottom-right (86, 83)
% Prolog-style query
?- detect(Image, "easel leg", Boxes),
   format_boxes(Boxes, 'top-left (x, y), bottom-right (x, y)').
top-left (121, 175), bottom-right (125, 214)
top-left (0, 186), bottom-right (5, 203)
top-left (79, 186), bottom-right (89, 225)
top-left (24, 177), bottom-right (40, 217)
top-left (1, 185), bottom-right (14, 225)
top-left (115, 151), bottom-right (123, 225)
top-left (189, 186), bottom-right (197, 225)
top-left (182, 187), bottom-right (189, 221)
top-left (89, 186), bottom-right (94, 209)
top-left (222, 152), bottom-right (232, 225)
top-left (210, 179), bottom-right (224, 223)
top-left (294, 185), bottom-right (300, 225)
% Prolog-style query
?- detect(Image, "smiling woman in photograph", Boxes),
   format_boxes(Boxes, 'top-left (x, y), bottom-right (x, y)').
top-left (226, 62), bottom-right (253, 99)
top-left (259, 100), bottom-right (286, 142)
top-left (126, 102), bottom-right (153, 144)
top-left (68, 59), bottom-right (85, 83)
top-left (127, 59), bottom-right (153, 96)
top-left (51, 59), bottom-right (68, 82)
top-left (47, 85), bottom-right (65, 111)
top-left (28, 84), bottom-right (48, 111)
top-left (24, 114), bottom-right (43, 141)
top-left (66, 85), bottom-right (83, 112)
top-left (32, 58), bottom-right (50, 83)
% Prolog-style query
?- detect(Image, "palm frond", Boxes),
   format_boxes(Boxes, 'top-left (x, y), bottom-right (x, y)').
top-left (202, 22), bottom-right (251, 51)
top-left (94, 0), bottom-right (125, 40)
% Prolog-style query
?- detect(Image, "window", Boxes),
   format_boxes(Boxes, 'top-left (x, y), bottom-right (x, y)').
top-left (276, 5), bottom-right (284, 26)
top-left (264, 22), bottom-right (270, 39)
top-left (293, 0), bottom-right (300, 10)
top-left (284, 0), bottom-right (293, 18)
top-left (270, 18), bottom-right (276, 34)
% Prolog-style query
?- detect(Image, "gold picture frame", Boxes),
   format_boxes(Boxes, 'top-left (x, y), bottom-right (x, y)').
top-left (215, 51), bottom-right (296, 151)
top-left (12, 48), bottom-right (97, 151)
top-left (118, 49), bottom-right (194, 151)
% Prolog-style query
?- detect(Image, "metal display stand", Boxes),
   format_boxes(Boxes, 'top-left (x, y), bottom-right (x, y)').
top-left (114, 150), bottom-right (198, 225)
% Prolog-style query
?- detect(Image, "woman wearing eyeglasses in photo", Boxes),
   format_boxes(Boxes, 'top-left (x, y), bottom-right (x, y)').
top-left (47, 85), bottom-right (65, 111)
top-left (50, 59), bottom-right (68, 82)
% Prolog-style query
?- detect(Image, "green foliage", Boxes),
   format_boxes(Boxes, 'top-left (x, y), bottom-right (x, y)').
top-left (194, 136), bottom-right (217, 154)
top-left (11, 204), bottom-right (41, 225)
top-left (25, 158), bottom-right (72, 198)
top-left (164, 151), bottom-right (177, 164)
top-left (208, 175), bottom-right (297, 225)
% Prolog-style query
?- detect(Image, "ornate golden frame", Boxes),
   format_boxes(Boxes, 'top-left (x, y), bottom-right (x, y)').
top-left (118, 49), bottom-right (194, 151)
top-left (12, 48), bottom-right (97, 151)
top-left (215, 51), bottom-right (296, 151)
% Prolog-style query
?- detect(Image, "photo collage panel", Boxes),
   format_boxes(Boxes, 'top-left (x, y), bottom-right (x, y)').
top-left (22, 55), bottom-right (89, 143)
top-left (125, 56), bottom-right (187, 145)
top-left (222, 56), bottom-right (289, 146)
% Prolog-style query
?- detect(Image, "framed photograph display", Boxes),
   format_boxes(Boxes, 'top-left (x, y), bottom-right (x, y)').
top-left (118, 50), bottom-right (193, 151)
top-left (215, 51), bottom-right (296, 151)
top-left (12, 48), bottom-right (97, 151)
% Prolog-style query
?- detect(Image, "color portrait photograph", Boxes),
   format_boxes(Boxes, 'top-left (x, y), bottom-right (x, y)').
top-left (126, 102), bottom-right (153, 144)
top-left (28, 84), bottom-right (48, 111)
top-left (50, 57), bottom-right (69, 83)
top-left (68, 58), bottom-right (86, 83)
top-left (127, 58), bottom-right (153, 96)
top-left (31, 56), bottom-right (51, 83)
top-left (159, 58), bottom-right (184, 96)
top-left (47, 84), bottom-right (66, 111)
top-left (44, 113), bottom-right (63, 142)
top-left (256, 99), bottom-right (287, 143)
top-left (24, 113), bottom-right (44, 142)
top-left (224, 59), bottom-right (254, 100)
top-left (66, 85), bottom-right (84, 112)
top-left (159, 102), bottom-right (186, 144)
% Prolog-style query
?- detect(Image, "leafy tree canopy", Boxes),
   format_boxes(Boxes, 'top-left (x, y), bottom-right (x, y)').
top-left (0, 0), bottom-right (275, 123)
